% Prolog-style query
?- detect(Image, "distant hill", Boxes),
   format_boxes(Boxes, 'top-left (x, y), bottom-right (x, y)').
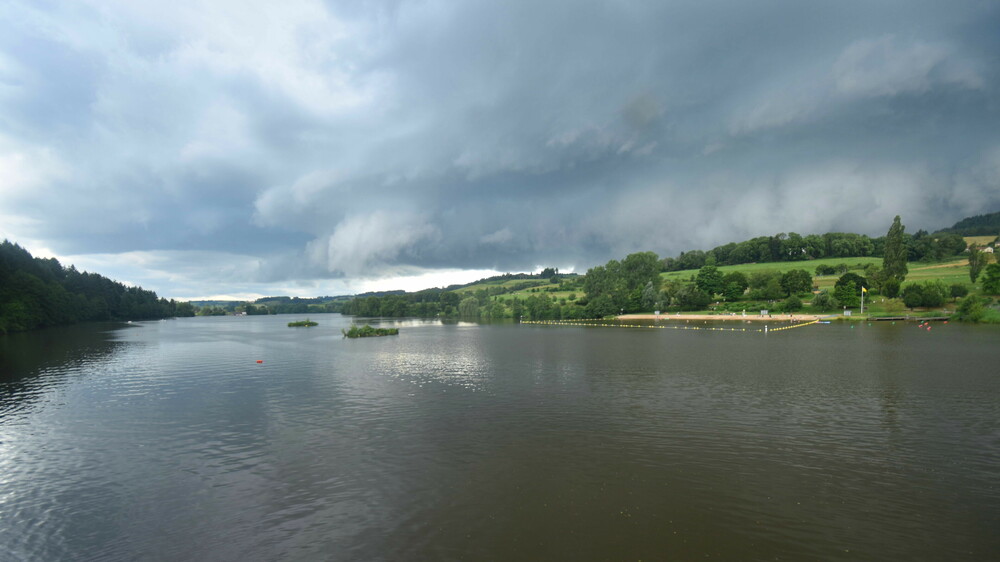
top-left (936, 211), bottom-right (1000, 237)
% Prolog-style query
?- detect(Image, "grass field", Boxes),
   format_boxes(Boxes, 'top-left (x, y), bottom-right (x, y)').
top-left (456, 254), bottom-right (989, 314)
top-left (661, 257), bottom-right (883, 289)
top-left (454, 277), bottom-right (583, 303)
top-left (451, 278), bottom-right (551, 294)
top-left (660, 256), bottom-right (978, 291)
top-left (964, 235), bottom-right (997, 247)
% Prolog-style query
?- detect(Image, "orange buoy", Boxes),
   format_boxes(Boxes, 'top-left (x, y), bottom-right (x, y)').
top-left (256, 360), bottom-right (263, 364)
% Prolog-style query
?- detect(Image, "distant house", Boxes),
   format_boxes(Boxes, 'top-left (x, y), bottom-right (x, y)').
top-left (984, 246), bottom-right (995, 253)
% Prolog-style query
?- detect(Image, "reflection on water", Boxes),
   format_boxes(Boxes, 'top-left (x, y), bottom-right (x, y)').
top-left (0, 315), bottom-right (998, 561)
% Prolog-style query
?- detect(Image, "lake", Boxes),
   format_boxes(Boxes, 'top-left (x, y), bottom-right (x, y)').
top-left (1, 314), bottom-right (997, 561)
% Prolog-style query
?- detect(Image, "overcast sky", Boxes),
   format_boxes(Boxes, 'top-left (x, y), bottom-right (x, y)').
top-left (2, 1), bottom-right (998, 299)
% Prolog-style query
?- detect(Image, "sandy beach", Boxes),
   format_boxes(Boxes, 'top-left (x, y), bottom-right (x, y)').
top-left (618, 313), bottom-right (825, 322)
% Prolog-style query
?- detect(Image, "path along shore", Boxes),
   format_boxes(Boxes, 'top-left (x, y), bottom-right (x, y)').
top-left (618, 313), bottom-right (824, 322)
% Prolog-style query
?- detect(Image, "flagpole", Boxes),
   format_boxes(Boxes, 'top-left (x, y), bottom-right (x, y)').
top-left (861, 286), bottom-right (865, 315)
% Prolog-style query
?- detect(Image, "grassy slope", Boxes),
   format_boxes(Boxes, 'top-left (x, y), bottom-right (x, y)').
top-left (453, 277), bottom-right (582, 303)
top-left (661, 257), bottom-right (884, 291)
top-left (964, 235), bottom-right (997, 247)
top-left (452, 255), bottom-right (989, 316)
top-left (660, 256), bottom-right (977, 290)
top-left (451, 278), bottom-right (551, 294)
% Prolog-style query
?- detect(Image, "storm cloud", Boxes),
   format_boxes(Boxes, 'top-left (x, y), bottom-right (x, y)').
top-left (1, 0), bottom-right (998, 298)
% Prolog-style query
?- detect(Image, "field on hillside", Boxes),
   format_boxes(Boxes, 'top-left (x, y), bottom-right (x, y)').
top-left (964, 235), bottom-right (997, 247)
top-left (660, 256), bottom-right (977, 292)
top-left (905, 258), bottom-right (971, 287)
top-left (454, 255), bottom-right (982, 309)
top-left (451, 278), bottom-right (551, 294)
top-left (661, 257), bottom-right (883, 289)
top-left (454, 276), bottom-right (583, 303)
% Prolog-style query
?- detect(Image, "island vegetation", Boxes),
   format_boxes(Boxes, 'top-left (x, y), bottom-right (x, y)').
top-left (287, 319), bottom-right (318, 327)
top-left (342, 324), bottom-right (399, 338)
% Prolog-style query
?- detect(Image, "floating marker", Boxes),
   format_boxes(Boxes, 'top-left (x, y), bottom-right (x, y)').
top-left (256, 360), bottom-right (263, 364)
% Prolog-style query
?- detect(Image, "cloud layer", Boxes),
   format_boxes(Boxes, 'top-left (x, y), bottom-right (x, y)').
top-left (1, 0), bottom-right (998, 298)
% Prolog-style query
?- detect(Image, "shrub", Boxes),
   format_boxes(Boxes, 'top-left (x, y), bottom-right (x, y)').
top-left (949, 284), bottom-right (969, 299)
top-left (782, 295), bottom-right (803, 312)
top-left (811, 290), bottom-right (840, 312)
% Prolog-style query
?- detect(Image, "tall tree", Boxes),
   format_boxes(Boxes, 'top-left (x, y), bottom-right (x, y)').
top-left (882, 215), bottom-right (908, 283)
top-left (968, 245), bottom-right (986, 283)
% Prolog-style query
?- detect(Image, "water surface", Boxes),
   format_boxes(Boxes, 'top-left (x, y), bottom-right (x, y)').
top-left (1, 315), bottom-right (997, 560)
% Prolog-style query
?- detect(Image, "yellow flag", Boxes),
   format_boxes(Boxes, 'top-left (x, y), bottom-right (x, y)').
top-left (862, 286), bottom-right (868, 293)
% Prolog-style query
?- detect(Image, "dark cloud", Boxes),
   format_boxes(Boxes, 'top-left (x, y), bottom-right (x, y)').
top-left (1, 0), bottom-right (998, 298)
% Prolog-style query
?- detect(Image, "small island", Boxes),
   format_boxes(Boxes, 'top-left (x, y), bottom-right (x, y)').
top-left (288, 319), bottom-right (319, 327)
top-left (343, 324), bottom-right (399, 338)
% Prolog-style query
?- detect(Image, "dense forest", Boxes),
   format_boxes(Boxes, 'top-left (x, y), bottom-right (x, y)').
top-left (935, 211), bottom-right (1000, 236)
top-left (0, 240), bottom-right (193, 334)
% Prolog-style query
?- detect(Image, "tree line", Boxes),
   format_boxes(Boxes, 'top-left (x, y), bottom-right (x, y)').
top-left (0, 240), bottom-right (193, 334)
top-left (337, 215), bottom-right (997, 322)
top-left (935, 210), bottom-right (1000, 237)
top-left (661, 229), bottom-right (967, 271)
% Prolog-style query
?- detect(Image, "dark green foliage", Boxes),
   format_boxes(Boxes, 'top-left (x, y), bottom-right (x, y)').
top-left (906, 230), bottom-right (967, 262)
top-left (834, 273), bottom-right (867, 308)
top-left (901, 281), bottom-right (948, 308)
top-left (662, 231), bottom-right (878, 271)
top-left (582, 252), bottom-right (661, 316)
top-left (746, 271), bottom-right (784, 301)
top-left (953, 295), bottom-right (1000, 323)
top-left (982, 263), bottom-right (1000, 295)
top-left (936, 210), bottom-right (1000, 236)
top-left (525, 294), bottom-right (560, 320)
top-left (882, 215), bottom-right (908, 283)
top-left (641, 281), bottom-right (659, 310)
top-left (968, 246), bottom-right (987, 283)
top-left (458, 296), bottom-right (479, 318)
top-left (342, 324), bottom-right (399, 338)
top-left (721, 271), bottom-right (749, 301)
top-left (883, 278), bottom-right (901, 298)
top-left (950, 284), bottom-right (969, 299)
top-left (902, 285), bottom-right (924, 309)
top-left (585, 294), bottom-right (618, 318)
top-left (0, 239), bottom-right (184, 334)
top-left (811, 290), bottom-right (839, 312)
top-left (287, 319), bottom-right (318, 327)
top-left (674, 285), bottom-right (712, 311)
top-left (781, 295), bottom-right (803, 312)
top-left (780, 269), bottom-right (813, 296)
top-left (815, 264), bottom-right (837, 276)
top-left (747, 270), bottom-right (780, 290)
top-left (695, 265), bottom-right (724, 296)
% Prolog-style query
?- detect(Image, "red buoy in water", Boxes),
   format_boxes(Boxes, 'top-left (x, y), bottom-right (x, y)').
top-left (256, 360), bottom-right (263, 364)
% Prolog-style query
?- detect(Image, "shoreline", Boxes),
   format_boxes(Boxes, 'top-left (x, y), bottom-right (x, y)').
top-left (617, 313), bottom-right (825, 322)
